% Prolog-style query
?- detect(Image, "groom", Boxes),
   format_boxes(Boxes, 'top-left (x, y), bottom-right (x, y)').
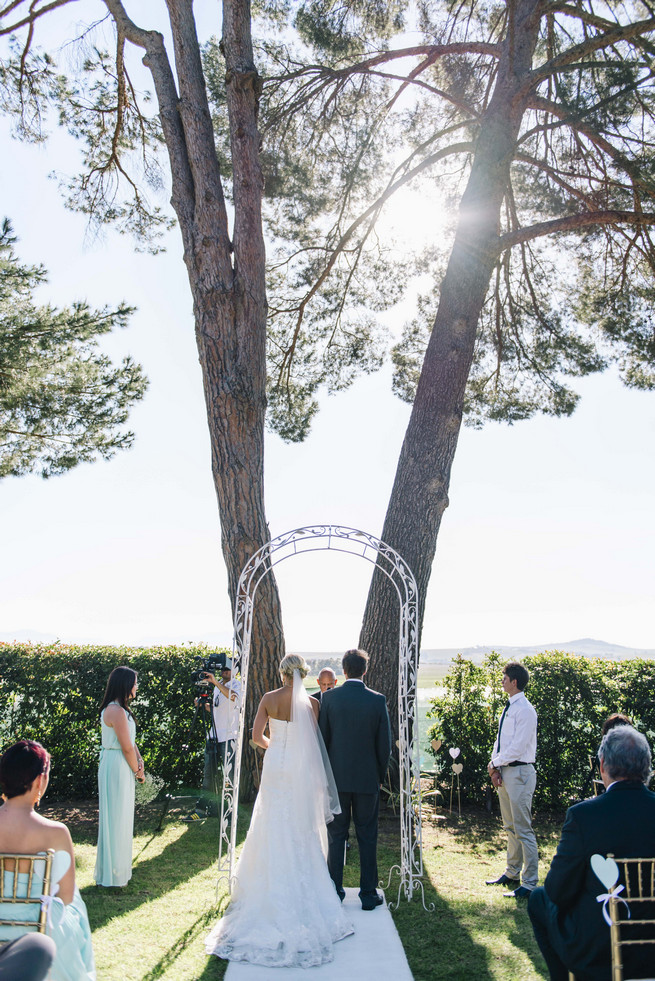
top-left (319, 648), bottom-right (391, 910)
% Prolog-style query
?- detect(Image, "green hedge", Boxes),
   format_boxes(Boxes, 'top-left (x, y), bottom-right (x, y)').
top-left (5, 643), bottom-right (654, 810)
top-left (0, 643), bottom-right (231, 799)
top-left (427, 650), bottom-right (655, 811)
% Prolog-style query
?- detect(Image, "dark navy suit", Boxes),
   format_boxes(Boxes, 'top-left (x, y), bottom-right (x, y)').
top-left (318, 679), bottom-right (391, 901)
top-left (529, 780), bottom-right (655, 980)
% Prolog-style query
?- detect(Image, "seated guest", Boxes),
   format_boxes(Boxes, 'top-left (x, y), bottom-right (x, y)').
top-left (0, 934), bottom-right (55, 980)
top-left (529, 726), bottom-right (655, 980)
top-left (581, 712), bottom-right (633, 799)
top-left (601, 713), bottom-right (632, 737)
top-left (0, 740), bottom-right (96, 981)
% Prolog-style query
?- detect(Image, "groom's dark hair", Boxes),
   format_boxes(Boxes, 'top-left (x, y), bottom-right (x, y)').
top-left (342, 649), bottom-right (369, 678)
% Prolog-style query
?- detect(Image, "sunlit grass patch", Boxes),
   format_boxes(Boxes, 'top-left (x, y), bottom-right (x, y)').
top-left (50, 799), bottom-right (562, 980)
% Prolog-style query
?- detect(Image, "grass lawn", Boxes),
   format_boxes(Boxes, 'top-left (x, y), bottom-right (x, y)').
top-left (416, 664), bottom-right (450, 688)
top-left (45, 796), bottom-right (564, 981)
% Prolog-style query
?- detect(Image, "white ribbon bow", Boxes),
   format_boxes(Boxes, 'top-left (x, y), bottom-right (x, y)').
top-left (40, 884), bottom-right (64, 930)
top-left (596, 884), bottom-right (631, 927)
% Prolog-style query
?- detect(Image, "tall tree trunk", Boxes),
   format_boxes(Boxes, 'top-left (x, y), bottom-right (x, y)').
top-left (361, 0), bottom-right (542, 737)
top-left (108, 0), bottom-right (284, 798)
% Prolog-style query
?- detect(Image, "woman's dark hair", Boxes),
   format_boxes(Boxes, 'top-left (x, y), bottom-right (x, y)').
top-left (99, 666), bottom-right (138, 719)
top-left (0, 740), bottom-right (51, 799)
top-left (601, 712), bottom-right (632, 736)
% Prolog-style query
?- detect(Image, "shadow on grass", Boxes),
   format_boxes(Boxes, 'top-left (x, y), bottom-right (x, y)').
top-left (391, 873), bottom-right (497, 981)
top-left (140, 904), bottom-right (229, 981)
top-left (196, 948), bottom-right (230, 980)
top-left (507, 905), bottom-right (549, 979)
top-left (382, 808), bottom-right (553, 980)
top-left (82, 807), bottom-right (249, 932)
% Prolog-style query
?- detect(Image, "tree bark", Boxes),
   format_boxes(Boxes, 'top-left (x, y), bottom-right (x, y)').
top-left (106, 0), bottom-right (284, 798)
top-left (361, 0), bottom-right (543, 737)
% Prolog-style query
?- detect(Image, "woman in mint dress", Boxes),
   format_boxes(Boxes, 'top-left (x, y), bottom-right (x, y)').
top-left (95, 667), bottom-right (144, 887)
top-left (0, 739), bottom-right (95, 980)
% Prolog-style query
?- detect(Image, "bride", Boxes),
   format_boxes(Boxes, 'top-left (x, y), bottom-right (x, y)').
top-left (205, 653), bottom-right (353, 968)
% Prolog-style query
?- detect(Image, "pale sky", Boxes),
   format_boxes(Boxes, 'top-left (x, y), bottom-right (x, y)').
top-left (1, 11), bottom-right (654, 655)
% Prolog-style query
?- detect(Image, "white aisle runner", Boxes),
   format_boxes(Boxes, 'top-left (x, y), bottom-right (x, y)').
top-left (224, 888), bottom-right (414, 981)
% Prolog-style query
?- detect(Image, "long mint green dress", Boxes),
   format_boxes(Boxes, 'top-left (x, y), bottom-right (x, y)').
top-left (94, 703), bottom-right (136, 887)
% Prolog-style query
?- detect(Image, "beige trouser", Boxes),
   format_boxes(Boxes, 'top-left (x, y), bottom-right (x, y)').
top-left (497, 763), bottom-right (538, 889)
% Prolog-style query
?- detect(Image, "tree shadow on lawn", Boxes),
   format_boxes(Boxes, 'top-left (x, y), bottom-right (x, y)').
top-left (387, 809), bottom-right (557, 980)
top-left (139, 905), bottom-right (229, 981)
top-left (506, 905), bottom-right (549, 980)
top-left (81, 807), bottom-right (249, 932)
top-left (196, 946), bottom-right (230, 981)
top-left (393, 879), bottom-right (548, 980)
top-left (391, 875), bottom-right (497, 981)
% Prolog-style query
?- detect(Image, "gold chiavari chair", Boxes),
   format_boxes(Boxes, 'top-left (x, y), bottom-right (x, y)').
top-left (607, 854), bottom-right (655, 981)
top-left (0, 850), bottom-right (54, 941)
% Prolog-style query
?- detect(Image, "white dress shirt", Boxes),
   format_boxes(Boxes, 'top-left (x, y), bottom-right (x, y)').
top-left (490, 691), bottom-right (537, 768)
top-left (212, 678), bottom-right (241, 742)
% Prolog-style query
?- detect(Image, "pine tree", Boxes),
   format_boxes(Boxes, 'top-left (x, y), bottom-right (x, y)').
top-left (0, 219), bottom-right (146, 478)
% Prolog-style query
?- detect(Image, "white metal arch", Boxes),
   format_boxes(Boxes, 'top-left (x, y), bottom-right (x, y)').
top-left (217, 524), bottom-right (429, 908)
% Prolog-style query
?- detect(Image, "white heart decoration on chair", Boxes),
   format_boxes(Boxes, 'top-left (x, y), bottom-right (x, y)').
top-left (449, 747), bottom-right (460, 759)
top-left (591, 854), bottom-right (620, 891)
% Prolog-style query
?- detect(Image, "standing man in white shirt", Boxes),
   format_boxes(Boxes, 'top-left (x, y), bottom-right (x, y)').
top-left (485, 661), bottom-right (538, 899)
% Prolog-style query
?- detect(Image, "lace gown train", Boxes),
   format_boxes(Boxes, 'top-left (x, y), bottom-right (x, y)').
top-left (205, 717), bottom-right (353, 968)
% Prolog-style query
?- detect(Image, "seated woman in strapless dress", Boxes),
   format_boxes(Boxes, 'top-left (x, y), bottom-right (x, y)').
top-left (0, 740), bottom-right (95, 981)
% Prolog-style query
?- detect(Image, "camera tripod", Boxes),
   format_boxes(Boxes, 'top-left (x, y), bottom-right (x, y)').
top-left (156, 686), bottom-right (220, 832)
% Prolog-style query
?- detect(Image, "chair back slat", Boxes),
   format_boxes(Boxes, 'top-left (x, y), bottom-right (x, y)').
top-left (604, 855), bottom-right (655, 981)
top-left (0, 850), bottom-right (55, 943)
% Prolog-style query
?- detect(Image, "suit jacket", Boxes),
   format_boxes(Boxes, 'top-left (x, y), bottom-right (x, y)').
top-left (311, 690), bottom-right (322, 704)
top-left (319, 680), bottom-right (391, 794)
top-left (544, 780), bottom-right (655, 977)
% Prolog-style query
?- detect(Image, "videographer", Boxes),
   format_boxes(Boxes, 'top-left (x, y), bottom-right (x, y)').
top-left (183, 661), bottom-right (241, 821)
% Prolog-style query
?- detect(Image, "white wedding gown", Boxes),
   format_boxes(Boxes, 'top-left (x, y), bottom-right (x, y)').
top-left (205, 678), bottom-right (353, 968)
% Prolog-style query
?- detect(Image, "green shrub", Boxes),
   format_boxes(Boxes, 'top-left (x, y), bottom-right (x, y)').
top-left (426, 652), bottom-right (504, 799)
top-left (0, 643), bottom-right (231, 799)
top-left (427, 650), bottom-right (655, 811)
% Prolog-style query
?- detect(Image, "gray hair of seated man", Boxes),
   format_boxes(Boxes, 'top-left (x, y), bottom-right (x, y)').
top-left (599, 725), bottom-right (652, 785)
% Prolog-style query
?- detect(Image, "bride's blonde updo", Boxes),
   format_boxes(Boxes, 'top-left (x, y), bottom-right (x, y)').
top-left (279, 653), bottom-right (309, 681)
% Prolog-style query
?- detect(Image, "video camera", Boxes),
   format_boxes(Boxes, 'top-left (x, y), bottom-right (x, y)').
top-left (191, 652), bottom-right (230, 687)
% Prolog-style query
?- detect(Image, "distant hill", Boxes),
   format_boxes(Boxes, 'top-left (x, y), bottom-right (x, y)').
top-left (2, 634), bottom-right (652, 663)
top-left (300, 639), bottom-right (655, 666)
top-left (419, 638), bottom-right (655, 663)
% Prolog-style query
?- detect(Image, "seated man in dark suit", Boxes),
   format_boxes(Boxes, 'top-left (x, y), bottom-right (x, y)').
top-left (529, 725), bottom-right (655, 980)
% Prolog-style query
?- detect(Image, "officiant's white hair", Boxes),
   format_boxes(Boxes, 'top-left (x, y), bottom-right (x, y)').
top-left (279, 654), bottom-right (309, 680)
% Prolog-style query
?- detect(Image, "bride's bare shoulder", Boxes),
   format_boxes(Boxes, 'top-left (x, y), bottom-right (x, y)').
top-left (265, 685), bottom-right (288, 705)
top-left (263, 685), bottom-right (292, 720)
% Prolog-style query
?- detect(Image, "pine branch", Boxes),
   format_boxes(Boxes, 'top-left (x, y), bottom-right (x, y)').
top-left (499, 209), bottom-right (655, 250)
